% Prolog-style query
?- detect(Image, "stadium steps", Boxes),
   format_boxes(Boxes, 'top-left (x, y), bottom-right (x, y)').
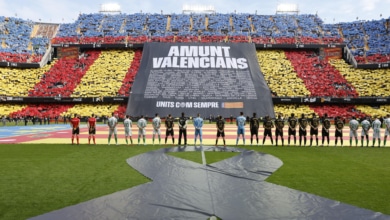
top-left (205, 16), bottom-right (209, 30)
top-left (189, 16), bottom-right (193, 31)
top-left (166, 15), bottom-right (171, 31)
top-left (30, 25), bottom-right (39, 38)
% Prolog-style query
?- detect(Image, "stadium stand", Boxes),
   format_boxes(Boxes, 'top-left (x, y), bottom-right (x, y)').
top-left (62, 104), bottom-right (120, 118)
top-left (330, 59), bottom-right (390, 96)
top-left (0, 64), bottom-right (53, 96)
top-left (274, 104), bottom-right (314, 117)
top-left (118, 49), bottom-right (141, 97)
top-left (355, 105), bottom-right (389, 117)
top-left (309, 105), bottom-right (366, 118)
top-left (70, 50), bottom-right (134, 97)
top-left (256, 50), bottom-right (311, 97)
top-left (9, 104), bottom-right (74, 119)
top-left (1, 13), bottom-right (390, 120)
top-left (0, 104), bottom-right (27, 117)
top-left (28, 50), bottom-right (100, 97)
top-left (285, 50), bottom-right (358, 97)
top-left (0, 16), bottom-right (52, 63)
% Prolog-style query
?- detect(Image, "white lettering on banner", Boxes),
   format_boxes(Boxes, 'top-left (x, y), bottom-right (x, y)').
top-left (168, 102), bottom-right (219, 108)
top-left (153, 45), bottom-right (248, 69)
top-left (156, 101), bottom-right (175, 108)
top-left (167, 46), bottom-right (231, 57)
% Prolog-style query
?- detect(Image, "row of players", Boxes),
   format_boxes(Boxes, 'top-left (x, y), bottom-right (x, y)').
top-left (68, 112), bottom-right (390, 147)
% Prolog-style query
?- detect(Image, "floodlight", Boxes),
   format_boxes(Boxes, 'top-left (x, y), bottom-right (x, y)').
top-left (276, 3), bottom-right (299, 14)
top-left (99, 3), bottom-right (121, 13)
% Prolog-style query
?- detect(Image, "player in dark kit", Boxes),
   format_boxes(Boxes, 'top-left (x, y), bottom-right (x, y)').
top-left (250, 113), bottom-right (260, 145)
top-left (178, 112), bottom-right (188, 145)
top-left (262, 115), bottom-right (274, 145)
top-left (70, 113), bottom-right (80, 145)
top-left (87, 113), bottom-right (97, 144)
top-left (298, 114), bottom-right (308, 146)
top-left (321, 113), bottom-right (331, 146)
top-left (165, 114), bottom-right (175, 144)
top-left (215, 115), bottom-right (226, 146)
top-left (309, 113), bottom-right (320, 146)
top-left (288, 113), bottom-right (298, 146)
top-left (275, 114), bottom-right (285, 146)
top-left (335, 116), bottom-right (344, 146)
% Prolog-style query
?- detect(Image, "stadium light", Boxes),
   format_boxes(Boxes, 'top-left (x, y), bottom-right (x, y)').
top-left (182, 4), bottom-right (215, 14)
top-left (99, 3), bottom-right (121, 13)
top-left (276, 3), bottom-right (299, 15)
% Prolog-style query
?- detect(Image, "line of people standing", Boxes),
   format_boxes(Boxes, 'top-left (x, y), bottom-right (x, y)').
top-left (69, 111), bottom-right (390, 147)
top-left (237, 112), bottom-right (389, 147)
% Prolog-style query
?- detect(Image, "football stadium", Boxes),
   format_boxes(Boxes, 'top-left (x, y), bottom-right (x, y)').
top-left (1, 2), bottom-right (390, 219)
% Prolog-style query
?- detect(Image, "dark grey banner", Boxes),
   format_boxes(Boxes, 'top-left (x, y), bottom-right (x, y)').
top-left (126, 43), bottom-right (275, 118)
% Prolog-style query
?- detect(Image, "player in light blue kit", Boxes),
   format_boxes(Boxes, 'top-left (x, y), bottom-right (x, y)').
top-left (152, 113), bottom-right (161, 145)
top-left (137, 115), bottom-right (147, 145)
top-left (360, 117), bottom-right (371, 147)
top-left (383, 114), bottom-right (390, 147)
top-left (236, 112), bottom-right (246, 145)
top-left (123, 115), bottom-right (133, 145)
top-left (372, 116), bottom-right (381, 147)
top-left (193, 113), bottom-right (204, 146)
top-left (349, 116), bottom-right (359, 147)
top-left (107, 112), bottom-right (118, 145)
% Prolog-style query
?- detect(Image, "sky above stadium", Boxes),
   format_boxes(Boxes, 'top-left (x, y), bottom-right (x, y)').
top-left (0, 0), bottom-right (389, 24)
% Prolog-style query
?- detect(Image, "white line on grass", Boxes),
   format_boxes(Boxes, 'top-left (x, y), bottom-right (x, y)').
top-left (201, 149), bottom-right (206, 165)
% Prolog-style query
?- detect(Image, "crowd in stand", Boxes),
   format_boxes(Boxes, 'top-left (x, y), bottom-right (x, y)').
top-left (1, 13), bottom-right (389, 64)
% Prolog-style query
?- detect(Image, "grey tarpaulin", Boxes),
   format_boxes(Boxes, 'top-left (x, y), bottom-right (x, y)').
top-left (30, 146), bottom-right (390, 220)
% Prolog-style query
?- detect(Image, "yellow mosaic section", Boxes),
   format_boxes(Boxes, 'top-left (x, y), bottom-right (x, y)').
top-left (355, 105), bottom-right (389, 117)
top-left (330, 59), bottom-right (390, 97)
top-left (378, 105), bottom-right (390, 116)
top-left (0, 104), bottom-right (27, 116)
top-left (256, 50), bottom-right (310, 97)
top-left (274, 104), bottom-right (315, 117)
top-left (71, 50), bottom-right (135, 97)
top-left (62, 104), bottom-right (119, 118)
top-left (0, 62), bottom-right (54, 96)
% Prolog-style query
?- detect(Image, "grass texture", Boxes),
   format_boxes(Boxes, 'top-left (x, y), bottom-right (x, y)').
top-left (0, 144), bottom-right (389, 219)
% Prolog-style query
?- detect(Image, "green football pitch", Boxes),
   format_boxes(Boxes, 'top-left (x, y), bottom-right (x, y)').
top-left (0, 144), bottom-right (389, 220)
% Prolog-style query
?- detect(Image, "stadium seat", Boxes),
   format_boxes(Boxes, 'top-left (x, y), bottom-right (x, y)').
top-left (63, 104), bottom-right (119, 118)
top-left (274, 104), bottom-right (314, 117)
top-left (0, 64), bottom-right (53, 97)
top-left (285, 51), bottom-right (358, 97)
top-left (71, 50), bottom-right (134, 97)
top-left (256, 50), bottom-right (311, 97)
top-left (310, 105), bottom-right (366, 118)
top-left (118, 49), bottom-right (141, 97)
top-left (330, 59), bottom-right (390, 96)
top-left (29, 50), bottom-right (101, 97)
top-left (0, 104), bottom-right (27, 117)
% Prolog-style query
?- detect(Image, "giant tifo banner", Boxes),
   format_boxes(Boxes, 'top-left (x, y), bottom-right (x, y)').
top-left (126, 43), bottom-right (275, 118)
